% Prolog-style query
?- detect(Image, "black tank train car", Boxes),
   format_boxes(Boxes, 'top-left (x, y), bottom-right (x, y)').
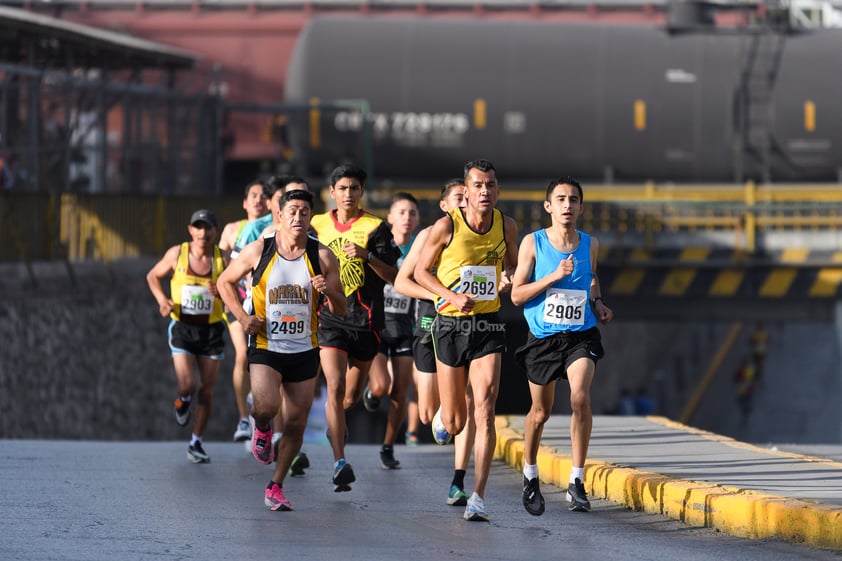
top-left (283, 16), bottom-right (842, 185)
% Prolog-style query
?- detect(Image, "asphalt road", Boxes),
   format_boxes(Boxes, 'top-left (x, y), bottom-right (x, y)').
top-left (1, 439), bottom-right (839, 561)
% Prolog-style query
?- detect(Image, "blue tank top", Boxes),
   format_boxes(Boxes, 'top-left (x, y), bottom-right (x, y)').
top-left (523, 229), bottom-right (597, 338)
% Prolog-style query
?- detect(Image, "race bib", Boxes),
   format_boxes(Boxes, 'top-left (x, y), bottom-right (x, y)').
top-left (267, 304), bottom-right (311, 340)
top-left (384, 284), bottom-right (411, 315)
top-left (543, 288), bottom-right (587, 326)
top-left (180, 284), bottom-right (214, 315)
top-left (459, 265), bottom-right (497, 301)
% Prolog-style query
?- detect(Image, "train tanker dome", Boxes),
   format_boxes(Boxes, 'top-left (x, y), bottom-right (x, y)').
top-left (284, 16), bottom-right (842, 186)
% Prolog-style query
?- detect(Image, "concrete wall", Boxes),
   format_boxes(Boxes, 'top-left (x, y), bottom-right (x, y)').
top-left (0, 259), bottom-right (241, 441)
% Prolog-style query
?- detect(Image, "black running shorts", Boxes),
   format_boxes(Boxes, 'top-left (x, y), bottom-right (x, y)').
top-left (412, 333), bottom-right (436, 373)
top-left (168, 320), bottom-right (225, 359)
top-left (379, 333), bottom-right (414, 358)
top-left (247, 348), bottom-right (320, 383)
top-left (514, 327), bottom-right (604, 386)
top-left (317, 324), bottom-right (381, 362)
top-left (431, 312), bottom-right (506, 368)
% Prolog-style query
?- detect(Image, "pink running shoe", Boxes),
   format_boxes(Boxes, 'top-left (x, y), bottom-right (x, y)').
top-left (265, 482), bottom-right (293, 511)
top-left (251, 423), bottom-right (274, 464)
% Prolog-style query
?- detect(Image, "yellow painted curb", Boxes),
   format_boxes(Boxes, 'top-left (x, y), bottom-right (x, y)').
top-left (495, 416), bottom-right (842, 550)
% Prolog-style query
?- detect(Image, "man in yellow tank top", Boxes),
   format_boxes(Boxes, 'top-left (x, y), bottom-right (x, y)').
top-left (218, 189), bottom-right (345, 511)
top-left (415, 159), bottom-right (519, 522)
top-left (146, 209), bottom-right (228, 464)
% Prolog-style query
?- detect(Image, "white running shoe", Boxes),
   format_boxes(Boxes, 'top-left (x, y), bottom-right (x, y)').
top-left (431, 407), bottom-right (453, 445)
top-left (463, 492), bottom-right (488, 521)
top-left (233, 418), bottom-right (251, 442)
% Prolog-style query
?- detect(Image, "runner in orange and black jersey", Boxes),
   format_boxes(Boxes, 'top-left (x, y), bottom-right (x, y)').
top-left (311, 210), bottom-right (400, 334)
top-left (309, 164), bottom-right (400, 492)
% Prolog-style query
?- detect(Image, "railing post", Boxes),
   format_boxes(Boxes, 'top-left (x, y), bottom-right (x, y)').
top-left (744, 180), bottom-right (757, 253)
top-left (644, 181), bottom-right (655, 250)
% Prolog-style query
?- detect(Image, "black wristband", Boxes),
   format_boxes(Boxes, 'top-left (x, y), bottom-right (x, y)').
top-left (591, 296), bottom-right (605, 306)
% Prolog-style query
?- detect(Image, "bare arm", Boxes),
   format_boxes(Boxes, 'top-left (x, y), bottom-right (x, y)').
top-left (217, 238), bottom-right (264, 334)
top-left (146, 245), bottom-right (180, 317)
top-left (367, 252), bottom-right (398, 285)
top-left (342, 241), bottom-right (398, 285)
top-left (414, 216), bottom-right (476, 314)
top-left (218, 221), bottom-right (240, 255)
top-left (589, 236), bottom-right (613, 324)
top-left (498, 215), bottom-right (520, 293)
top-left (393, 227), bottom-right (436, 301)
top-left (510, 233), bottom-right (573, 306)
top-left (314, 245), bottom-right (347, 317)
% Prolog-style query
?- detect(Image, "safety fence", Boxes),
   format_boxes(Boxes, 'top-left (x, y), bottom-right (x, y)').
top-left (3, 182), bottom-right (842, 268)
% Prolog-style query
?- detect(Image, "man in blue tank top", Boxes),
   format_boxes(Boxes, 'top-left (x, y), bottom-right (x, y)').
top-left (511, 177), bottom-right (614, 516)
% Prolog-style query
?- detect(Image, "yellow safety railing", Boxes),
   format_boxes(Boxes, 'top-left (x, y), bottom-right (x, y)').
top-left (2, 183), bottom-right (842, 266)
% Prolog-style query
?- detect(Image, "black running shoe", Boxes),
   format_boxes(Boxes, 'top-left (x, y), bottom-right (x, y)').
top-left (187, 441), bottom-right (210, 463)
top-left (173, 398), bottom-right (191, 427)
top-left (567, 478), bottom-right (591, 512)
top-left (522, 476), bottom-right (545, 516)
top-left (362, 387), bottom-right (380, 412)
top-left (333, 461), bottom-right (356, 492)
top-left (289, 452), bottom-right (310, 476)
top-left (379, 446), bottom-right (401, 470)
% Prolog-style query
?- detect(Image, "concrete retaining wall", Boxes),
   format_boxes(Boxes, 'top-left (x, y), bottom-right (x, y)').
top-left (0, 259), bottom-right (240, 441)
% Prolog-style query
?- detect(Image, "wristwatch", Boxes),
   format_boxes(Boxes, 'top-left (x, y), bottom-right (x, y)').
top-left (591, 296), bottom-right (606, 306)
top-left (367, 251), bottom-right (376, 262)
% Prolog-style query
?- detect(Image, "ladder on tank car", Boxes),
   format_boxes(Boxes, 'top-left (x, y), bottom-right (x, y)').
top-left (733, 4), bottom-right (792, 183)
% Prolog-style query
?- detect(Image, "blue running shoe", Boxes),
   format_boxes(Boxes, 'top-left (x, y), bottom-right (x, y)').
top-left (447, 485), bottom-right (468, 506)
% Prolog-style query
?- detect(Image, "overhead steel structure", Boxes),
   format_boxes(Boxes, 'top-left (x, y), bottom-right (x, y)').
top-left (0, 6), bottom-right (225, 194)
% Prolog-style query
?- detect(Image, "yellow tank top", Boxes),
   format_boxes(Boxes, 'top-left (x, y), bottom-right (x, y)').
top-left (435, 207), bottom-right (507, 316)
top-left (169, 242), bottom-right (225, 324)
top-left (249, 237), bottom-right (320, 353)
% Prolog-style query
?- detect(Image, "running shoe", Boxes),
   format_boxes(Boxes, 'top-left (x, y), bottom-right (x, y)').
top-left (187, 441), bottom-right (210, 463)
top-left (566, 478), bottom-right (591, 512)
top-left (251, 423), bottom-right (274, 465)
top-left (289, 452), bottom-right (310, 477)
top-left (332, 460), bottom-right (356, 492)
top-left (463, 492), bottom-right (488, 522)
top-left (264, 481), bottom-right (293, 511)
top-left (362, 386), bottom-right (380, 412)
top-left (379, 446), bottom-right (401, 470)
top-left (173, 397), bottom-right (191, 427)
top-left (233, 418), bottom-right (251, 442)
top-left (522, 476), bottom-right (545, 516)
top-left (447, 484), bottom-right (468, 506)
top-left (405, 431), bottom-right (419, 447)
top-left (431, 407), bottom-right (452, 445)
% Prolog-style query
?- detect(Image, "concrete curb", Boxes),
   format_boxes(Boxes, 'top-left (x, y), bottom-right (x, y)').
top-left (495, 415), bottom-right (842, 550)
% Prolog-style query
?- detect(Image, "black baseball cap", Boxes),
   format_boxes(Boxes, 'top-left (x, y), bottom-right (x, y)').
top-left (190, 209), bottom-right (217, 228)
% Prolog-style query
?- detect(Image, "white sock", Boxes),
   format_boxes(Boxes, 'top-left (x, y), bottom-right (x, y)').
top-left (523, 463), bottom-right (539, 480)
top-left (191, 434), bottom-right (202, 446)
top-left (570, 466), bottom-right (584, 484)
